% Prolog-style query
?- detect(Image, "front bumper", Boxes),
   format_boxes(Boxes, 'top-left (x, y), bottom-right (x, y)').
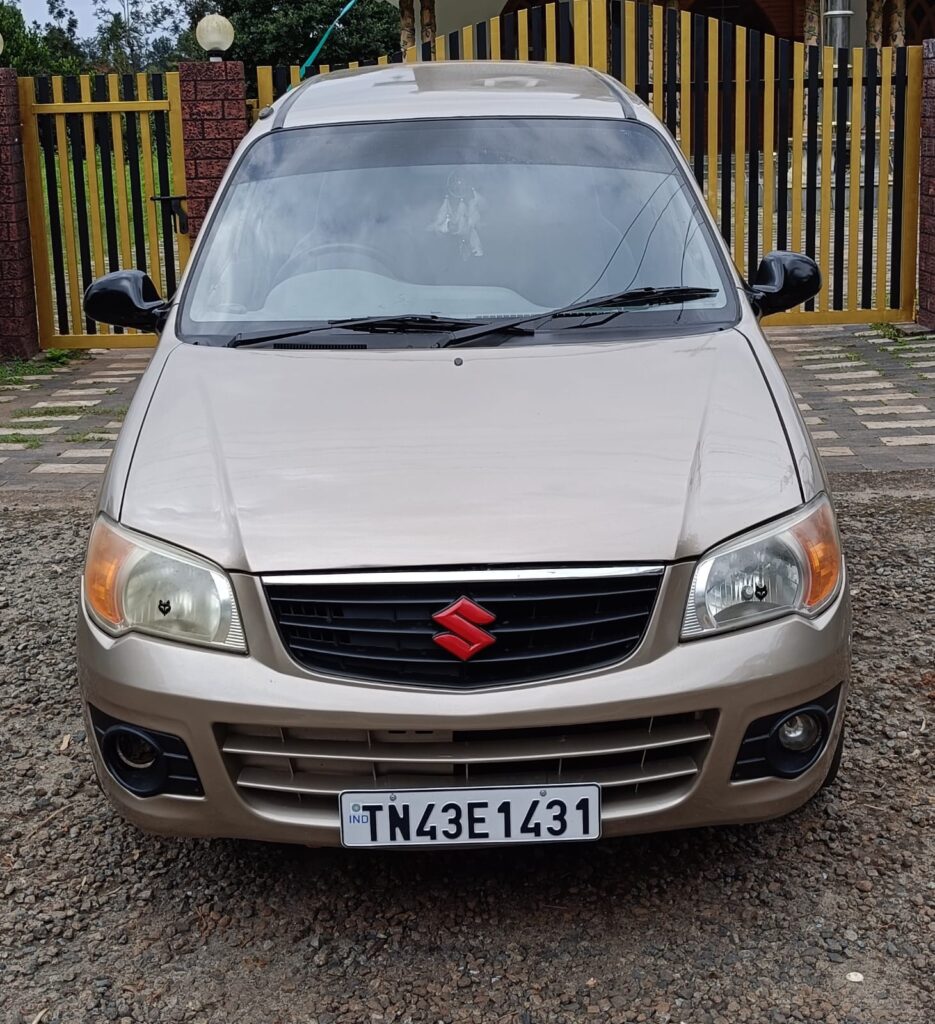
top-left (77, 564), bottom-right (850, 847)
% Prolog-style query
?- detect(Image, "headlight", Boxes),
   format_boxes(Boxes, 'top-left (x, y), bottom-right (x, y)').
top-left (681, 494), bottom-right (843, 639)
top-left (84, 516), bottom-right (246, 652)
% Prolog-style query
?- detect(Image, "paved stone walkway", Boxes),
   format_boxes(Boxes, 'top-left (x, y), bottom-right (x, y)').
top-left (766, 323), bottom-right (935, 473)
top-left (1, 325), bottom-right (933, 493)
top-left (0, 349), bottom-right (151, 493)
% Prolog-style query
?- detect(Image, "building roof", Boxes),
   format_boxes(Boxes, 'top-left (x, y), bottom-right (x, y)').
top-left (274, 61), bottom-right (639, 130)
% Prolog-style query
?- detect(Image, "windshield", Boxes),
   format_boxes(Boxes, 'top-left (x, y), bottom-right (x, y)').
top-left (178, 117), bottom-right (737, 344)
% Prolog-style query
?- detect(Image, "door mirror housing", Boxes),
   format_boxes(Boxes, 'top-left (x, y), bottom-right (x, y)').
top-left (749, 251), bottom-right (821, 317)
top-left (84, 270), bottom-right (169, 331)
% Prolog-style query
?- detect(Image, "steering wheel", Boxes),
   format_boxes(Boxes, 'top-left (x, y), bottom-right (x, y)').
top-left (272, 240), bottom-right (398, 288)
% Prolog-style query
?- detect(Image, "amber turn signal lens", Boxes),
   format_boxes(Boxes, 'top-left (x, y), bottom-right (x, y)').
top-left (85, 518), bottom-right (134, 628)
top-left (791, 500), bottom-right (842, 610)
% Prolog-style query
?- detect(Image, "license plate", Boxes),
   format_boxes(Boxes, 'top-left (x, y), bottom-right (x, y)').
top-left (339, 784), bottom-right (601, 848)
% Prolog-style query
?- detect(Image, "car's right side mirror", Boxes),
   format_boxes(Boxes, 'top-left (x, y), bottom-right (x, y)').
top-left (749, 251), bottom-right (822, 317)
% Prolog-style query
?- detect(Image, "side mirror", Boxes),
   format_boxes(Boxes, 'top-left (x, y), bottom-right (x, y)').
top-left (749, 251), bottom-right (821, 317)
top-left (84, 270), bottom-right (169, 331)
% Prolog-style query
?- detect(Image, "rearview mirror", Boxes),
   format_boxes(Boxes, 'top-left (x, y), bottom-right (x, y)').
top-left (84, 270), bottom-right (169, 331)
top-left (750, 251), bottom-right (821, 317)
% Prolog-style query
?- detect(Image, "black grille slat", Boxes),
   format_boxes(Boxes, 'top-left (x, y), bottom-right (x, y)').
top-left (286, 631), bottom-right (646, 665)
top-left (276, 608), bottom-right (652, 636)
top-left (265, 570), bottom-right (663, 688)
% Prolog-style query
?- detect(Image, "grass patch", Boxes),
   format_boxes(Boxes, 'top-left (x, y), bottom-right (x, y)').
top-left (870, 322), bottom-right (904, 343)
top-left (12, 404), bottom-right (126, 420)
top-left (0, 359), bottom-right (44, 385)
top-left (43, 348), bottom-right (85, 366)
top-left (63, 431), bottom-right (116, 443)
top-left (0, 349), bottom-right (87, 385)
top-left (0, 434), bottom-right (44, 449)
top-left (11, 405), bottom-right (85, 419)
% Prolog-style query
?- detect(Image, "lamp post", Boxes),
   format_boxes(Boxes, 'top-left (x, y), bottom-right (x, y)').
top-left (823, 0), bottom-right (853, 49)
top-left (195, 14), bottom-right (235, 62)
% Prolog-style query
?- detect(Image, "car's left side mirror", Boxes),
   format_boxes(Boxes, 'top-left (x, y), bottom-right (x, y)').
top-left (84, 270), bottom-right (169, 331)
top-left (749, 251), bottom-right (821, 317)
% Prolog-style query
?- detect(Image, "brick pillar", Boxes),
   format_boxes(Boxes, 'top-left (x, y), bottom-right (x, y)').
top-left (0, 68), bottom-right (40, 360)
top-left (179, 61), bottom-right (248, 240)
top-left (918, 41), bottom-right (935, 328)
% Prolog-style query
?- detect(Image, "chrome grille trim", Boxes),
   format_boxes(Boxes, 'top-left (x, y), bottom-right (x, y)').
top-left (260, 566), bottom-right (666, 586)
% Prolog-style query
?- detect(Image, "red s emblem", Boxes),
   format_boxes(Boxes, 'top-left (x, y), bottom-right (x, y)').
top-left (432, 596), bottom-right (496, 661)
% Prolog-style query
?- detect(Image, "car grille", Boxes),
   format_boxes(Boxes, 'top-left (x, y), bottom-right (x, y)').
top-left (220, 711), bottom-right (715, 821)
top-left (263, 568), bottom-right (664, 688)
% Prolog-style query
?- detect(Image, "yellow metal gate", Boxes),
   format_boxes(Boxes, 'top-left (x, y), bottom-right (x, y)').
top-left (18, 72), bottom-right (189, 349)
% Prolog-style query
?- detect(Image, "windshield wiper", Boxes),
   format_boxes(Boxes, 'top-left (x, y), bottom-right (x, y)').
top-left (329, 314), bottom-right (487, 333)
top-left (227, 327), bottom-right (324, 348)
top-left (225, 289), bottom-right (717, 349)
top-left (443, 286), bottom-right (720, 348)
top-left (226, 314), bottom-right (490, 347)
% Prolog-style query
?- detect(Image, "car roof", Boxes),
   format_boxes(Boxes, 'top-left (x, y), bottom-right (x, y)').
top-left (272, 60), bottom-right (641, 130)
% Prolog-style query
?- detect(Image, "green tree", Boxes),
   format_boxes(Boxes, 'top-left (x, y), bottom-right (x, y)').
top-left (180, 0), bottom-right (399, 76)
top-left (0, 0), bottom-right (84, 74)
top-left (0, 3), bottom-right (42, 72)
top-left (42, 0), bottom-right (84, 64)
top-left (85, 0), bottom-right (183, 72)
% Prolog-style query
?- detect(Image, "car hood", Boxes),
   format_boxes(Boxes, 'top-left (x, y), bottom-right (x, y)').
top-left (120, 332), bottom-right (801, 572)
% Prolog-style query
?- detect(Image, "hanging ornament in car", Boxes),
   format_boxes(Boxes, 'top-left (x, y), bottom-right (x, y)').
top-left (431, 171), bottom-right (484, 258)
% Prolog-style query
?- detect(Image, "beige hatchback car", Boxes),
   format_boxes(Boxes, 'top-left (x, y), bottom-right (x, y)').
top-left (79, 62), bottom-right (849, 850)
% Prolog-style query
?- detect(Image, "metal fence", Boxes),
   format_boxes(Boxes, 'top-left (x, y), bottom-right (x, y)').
top-left (18, 72), bottom-right (189, 349)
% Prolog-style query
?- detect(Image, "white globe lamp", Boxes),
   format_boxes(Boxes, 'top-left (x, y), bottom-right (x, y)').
top-left (196, 15), bottom-right (235, 62)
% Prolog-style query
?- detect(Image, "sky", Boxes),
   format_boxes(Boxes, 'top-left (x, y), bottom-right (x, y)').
top-left (17, 0), bottom-right (99, 34)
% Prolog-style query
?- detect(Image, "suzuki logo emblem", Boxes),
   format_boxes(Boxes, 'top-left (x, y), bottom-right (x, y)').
top-left (432, 596), bottom-right (496, 661)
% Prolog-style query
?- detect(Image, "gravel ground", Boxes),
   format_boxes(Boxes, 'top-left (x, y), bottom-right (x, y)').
top-left (1, 476), bottom-right (933, 1024)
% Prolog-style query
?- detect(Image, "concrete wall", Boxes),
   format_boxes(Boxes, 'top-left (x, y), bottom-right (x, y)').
top-left (849, 0), bottom-right (868, 47)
